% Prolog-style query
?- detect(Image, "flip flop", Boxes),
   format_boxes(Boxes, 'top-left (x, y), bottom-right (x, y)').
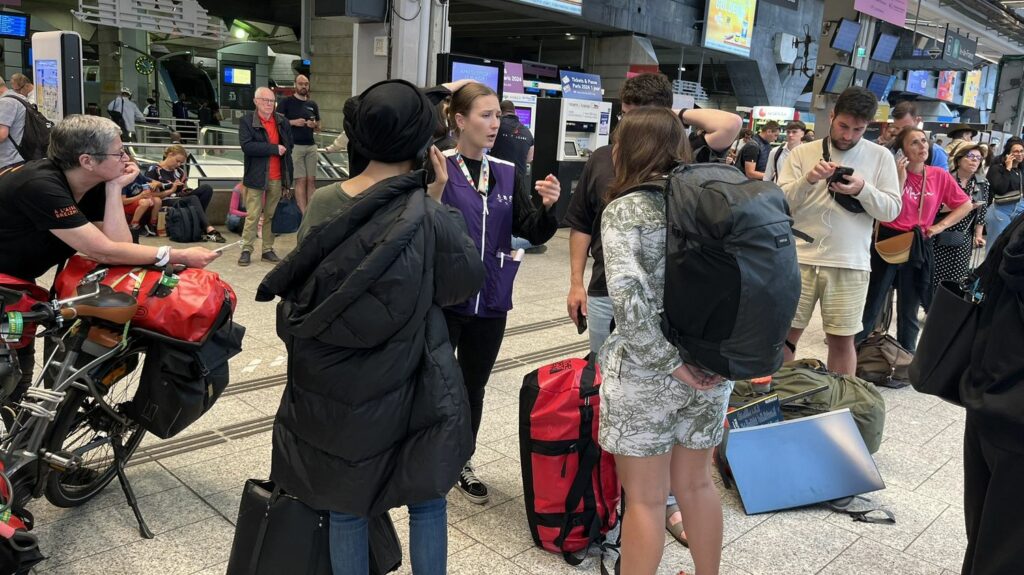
top-left (665, 503), bottom-right (689, 547)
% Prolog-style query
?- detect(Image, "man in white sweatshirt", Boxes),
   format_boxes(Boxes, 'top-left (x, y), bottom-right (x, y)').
top-left (777, 86), bottom-right (902, 375)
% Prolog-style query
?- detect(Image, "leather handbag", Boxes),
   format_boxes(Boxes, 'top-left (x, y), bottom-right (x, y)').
top-left (909, 280), bottom-right (980, 405)
top-left (856, 331), bottom-right (913, 389)
top-left (875, 168), bottom-right (927, 265)
top-left (226, 478), bottom-right (403, 575)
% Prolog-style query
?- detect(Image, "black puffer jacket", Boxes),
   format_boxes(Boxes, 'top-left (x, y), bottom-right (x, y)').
top-left (256, 171), bottom-right (484, 516)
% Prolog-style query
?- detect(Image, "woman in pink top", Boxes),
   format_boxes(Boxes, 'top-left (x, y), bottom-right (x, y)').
top-left (857, 127), bottom-right (974, 351)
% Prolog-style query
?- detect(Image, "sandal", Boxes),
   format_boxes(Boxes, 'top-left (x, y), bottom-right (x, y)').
top-left (665, 503), bottom-right (689, 547)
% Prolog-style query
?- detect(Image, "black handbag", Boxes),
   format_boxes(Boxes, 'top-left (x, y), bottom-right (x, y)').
top-left (908, 280), bottom-right (979, 405)
top-left (226, 478), bottom-right (403, 575)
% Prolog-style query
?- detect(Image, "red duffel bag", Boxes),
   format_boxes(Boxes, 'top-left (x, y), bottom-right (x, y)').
top-left (0, 275), bottom-right (49, 349)
top-left (54, 255), bottom-right (236, 343)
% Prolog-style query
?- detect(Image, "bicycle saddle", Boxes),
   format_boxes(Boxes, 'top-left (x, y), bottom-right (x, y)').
top-left (73, 285), bottom-right (138, 325)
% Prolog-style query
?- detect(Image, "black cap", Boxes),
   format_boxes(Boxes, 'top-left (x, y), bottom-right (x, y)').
top-left (344, 80), bottom-right (436, 177)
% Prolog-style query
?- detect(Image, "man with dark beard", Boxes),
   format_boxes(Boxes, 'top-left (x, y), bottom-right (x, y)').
top-left (776, 86), bottom-right (902, 375)
top-left (278, 74), bottom-right (321, 213)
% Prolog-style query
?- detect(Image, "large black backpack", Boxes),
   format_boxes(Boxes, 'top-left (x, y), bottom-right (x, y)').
top-left (3, 95), bottom-right (53, 162)
top-left (628, 163), bottom-right (803, 380)
top-left (165, 200), bottom-right (205, 242)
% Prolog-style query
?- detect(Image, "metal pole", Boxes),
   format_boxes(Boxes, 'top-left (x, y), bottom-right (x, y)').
top-left (697, 47), bottom-right (705, 87)
top-left (581, 35), bottom-right (586, 68)
top-left (678, 46), bottom-right (685, 81)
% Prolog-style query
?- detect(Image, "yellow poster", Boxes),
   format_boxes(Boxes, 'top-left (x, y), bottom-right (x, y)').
top-left (962, 70), bottom-right (982, 108)
top-left (704, 0), bottom-right (758, 58)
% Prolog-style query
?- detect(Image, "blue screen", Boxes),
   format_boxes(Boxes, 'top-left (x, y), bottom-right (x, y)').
top-left (906, 70), bottom-right (931, 95)
top-left (831, 19), bottom-right (861, 53)
top-left (872, 34), bottom-right (899, 63)
top-left (823, 65), bottom-right (855, 94)
top-left (0, 14), bottom-right (28, 39)
top-left (451, 62), bottom-right (500, 93)
top-left (866, 74), bottom-right (893, 100)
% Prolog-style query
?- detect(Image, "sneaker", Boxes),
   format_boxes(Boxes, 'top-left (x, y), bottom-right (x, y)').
top-left (205, 229), bottom-right (226, 243)
top-left (237, 250), bottom-right (251, 267)
top-left (457, 461), bottom-right (489, 505)
top-left (261, 250), bottom-right (280, 263)
top-left (142, 223), bottom-right (157, 237)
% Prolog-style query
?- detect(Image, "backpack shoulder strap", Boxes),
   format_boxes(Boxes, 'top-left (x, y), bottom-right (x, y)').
top-left (618, 177), bottom-right (669, 199)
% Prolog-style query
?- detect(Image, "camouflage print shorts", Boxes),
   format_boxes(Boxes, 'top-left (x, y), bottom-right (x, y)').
top-left (598, 357), bottom-right (733, 458)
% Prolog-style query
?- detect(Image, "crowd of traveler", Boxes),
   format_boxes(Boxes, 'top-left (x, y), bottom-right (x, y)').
top-left (0, 70), bottom-right (1022, 575)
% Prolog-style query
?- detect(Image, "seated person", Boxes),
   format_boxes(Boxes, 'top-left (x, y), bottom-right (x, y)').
top-left (122, 174), bottom-right (162, 236)
top-left (227, 183), bottom-right (248, 234)
top-left (144, 145), bottom-right (224, 242)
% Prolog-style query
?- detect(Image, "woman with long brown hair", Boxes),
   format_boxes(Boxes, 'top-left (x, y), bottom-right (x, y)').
top-left (434, 82), bottom-right (560, 504)
top-left (599, 106), bottom-right (729, 575)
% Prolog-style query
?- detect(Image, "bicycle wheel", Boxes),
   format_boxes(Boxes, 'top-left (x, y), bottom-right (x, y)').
top-left (43, 347), bottom-right (147, 508)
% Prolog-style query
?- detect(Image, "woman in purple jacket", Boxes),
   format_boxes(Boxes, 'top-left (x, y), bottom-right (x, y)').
top-left (435, 82), bottom-right (560, 504)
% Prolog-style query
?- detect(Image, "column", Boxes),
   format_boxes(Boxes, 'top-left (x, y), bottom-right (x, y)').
top-left (309, 18), bottom-right (354, 132)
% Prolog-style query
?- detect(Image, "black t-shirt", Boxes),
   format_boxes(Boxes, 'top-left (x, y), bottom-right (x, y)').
top-left (278, 96), bottom-right (320, 145)
top-left (489, 115), bottom-right (534, 174)
top-left (564, 132), bottom-right (715, 297)
top-left (0, 159), bottom-right (105, 281)
top-left (739, 134), bottom-right (772, 174)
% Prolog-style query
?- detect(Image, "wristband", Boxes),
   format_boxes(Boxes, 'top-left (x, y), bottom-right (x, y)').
top-left (155, 246), bottom-right (171, 267)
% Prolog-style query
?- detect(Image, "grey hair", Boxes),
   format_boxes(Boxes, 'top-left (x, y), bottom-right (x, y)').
top-left (48, 115), bottom-right (123, 170)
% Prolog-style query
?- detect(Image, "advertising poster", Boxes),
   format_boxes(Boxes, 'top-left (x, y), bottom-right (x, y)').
top-left (703, 0), bottom-right (758, 58)
top-left (905, 70), bottom-right (931, 96)
top-left (503, 62), bottom-right (524, 95)
top-left (854, 0), bottom-right (907, 27)
top-left (559, 70), bottom-right (603, 102)
top-left (962, 70), bottom-right (982, 108)
top-left (937, 70), bottom-right (956, 102)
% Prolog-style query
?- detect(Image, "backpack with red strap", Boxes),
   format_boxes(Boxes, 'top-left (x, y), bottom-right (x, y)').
top-left (520, 356), bottom-right (620, 567)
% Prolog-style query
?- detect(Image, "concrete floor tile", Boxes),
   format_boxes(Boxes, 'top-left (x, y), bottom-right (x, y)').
top-left (919, 418), bottom-right (966, 461)
top-left (476, 404), bottom-right (520, 447)
top-left (722, 512), bottom-right (859, 575)
top-left (873, 437), bottom-right (951, 491)
top-left (882, 405), bottom-right (958, 447)
top-left (446, 457), bottom-right (523, 524)
top-left (904, 506), bottom-right (969, 572)
top-left (454, 498), bottom-right (535, 559)
top-left (824, 484), bottom-right (949, 552)
top-left (717, 484), bottom-right (774, 545)
top-left (191, 562), bottom-right (228, 575)
top-left (232, 386), bottom-right (285, 416)
top-left (447, 543), bottom-right (532, 575)
top-left (203, 487), bottom-right (244, 525)
top-left (914, 458), bottom-right (965, 510)
top-left (817, 537), bottom-right (945, 575)
top-left (155, 430), bottom-right (273, 471)
top-left (172, 444), bottom-right (272, 497)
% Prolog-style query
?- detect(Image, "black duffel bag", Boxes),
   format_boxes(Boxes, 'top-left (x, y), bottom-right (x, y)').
top-left (127, 302), bottom-right (244, 439)
top-left (226, 478), bottom-right (402, 575)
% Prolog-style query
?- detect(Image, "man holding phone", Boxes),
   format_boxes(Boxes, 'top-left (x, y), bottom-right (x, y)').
top-left (777, 87), bottom-right (902, 375)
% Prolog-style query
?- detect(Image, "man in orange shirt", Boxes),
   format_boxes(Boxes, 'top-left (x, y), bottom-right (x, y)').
top-left (238, 86), bottom-right (294, 266)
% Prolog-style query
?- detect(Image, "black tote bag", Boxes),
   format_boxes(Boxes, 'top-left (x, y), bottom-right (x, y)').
top-left (226, 478), bottom-right (402, 575)
top-left (909, 280), bottom-right (979, 405)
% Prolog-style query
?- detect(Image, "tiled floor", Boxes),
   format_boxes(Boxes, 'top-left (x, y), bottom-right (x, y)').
top-left (26, 228), bottom-right (968, 574)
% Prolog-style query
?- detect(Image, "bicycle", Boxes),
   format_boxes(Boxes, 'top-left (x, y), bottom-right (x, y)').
top-left (0, 269), bottom-right (158, 542)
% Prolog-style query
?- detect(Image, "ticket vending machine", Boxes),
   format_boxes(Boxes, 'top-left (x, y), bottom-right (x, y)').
top-left (31, 31), bottom-right (84, 122)
top-left (533, 97), bottom-right (612, 222)
top-left (505, 93), bottom-right (537, 133)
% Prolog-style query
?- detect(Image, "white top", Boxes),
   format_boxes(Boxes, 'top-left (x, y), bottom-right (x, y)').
top-left (763, 145), bottom-right (793, 183)
top-left (107, 96), bottom-right (146, 134)
top-left (777, 138), bottom-right (902, 272)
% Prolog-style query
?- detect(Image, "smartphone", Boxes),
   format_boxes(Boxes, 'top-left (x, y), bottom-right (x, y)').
top-left (576, 314), bottom-right (588, 335)
top-left (827, 166), bottom-right (854, 186)
top-left (213, 240), bottom-right (243, 253)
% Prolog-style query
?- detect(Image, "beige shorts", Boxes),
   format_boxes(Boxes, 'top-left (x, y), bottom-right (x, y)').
top-left (791, 264), bottom-right (870, 337)
top-left (292, 144), bottom-right (319, 179)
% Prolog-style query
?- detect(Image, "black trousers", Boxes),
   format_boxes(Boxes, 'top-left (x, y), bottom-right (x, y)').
top-left (962, 413), bottom-right (1024, 575)
top-left (444, 310), bottom-right (506, 444)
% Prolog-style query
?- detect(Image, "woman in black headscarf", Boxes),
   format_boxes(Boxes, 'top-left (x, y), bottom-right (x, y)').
top-left (256, 79), bottom-right (484, 575)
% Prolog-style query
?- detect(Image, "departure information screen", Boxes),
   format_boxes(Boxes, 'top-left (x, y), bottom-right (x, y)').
top-left (510, 0), bottom-right (582, 15)
top-left (0, 14), bottom-right (28, 39)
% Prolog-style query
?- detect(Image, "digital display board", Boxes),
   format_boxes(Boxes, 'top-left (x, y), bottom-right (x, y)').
top-left (703, 0), bottom-right (759, 59)
top-left (905, 70), bottom-right (931, 95)
top-left (451, 62), bottom-right (501, 94)
top-left (866, 73), bottom-right (894, 101)
top-left (937, 70), bottom-right (957, 102)
top-left (822, 65), bottom-right (856, 95)
top-left (830, 19), bottom-right (861, 53)
top-left (509, 0), bottom-right (581, 15)
top-left (962, 70), bottom-right (982, 108)
top-left (871, 33), bottom-right (899, 63)
top-left (0, 14), bottom-right (29, 40)
top-left (223, 66), bottom-right (253, 86)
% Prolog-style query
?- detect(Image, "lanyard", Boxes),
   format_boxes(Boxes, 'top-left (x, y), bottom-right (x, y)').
top-left (455, 153), bottom-right (489, 196)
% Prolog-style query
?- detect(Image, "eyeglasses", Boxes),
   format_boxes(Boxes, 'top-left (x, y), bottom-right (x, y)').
top-left (92, 148), bottom-right (130, 160)
top-left (964, 154), bottom-right (983, 160)
top-left (255, 98), bottom-right (276, 104)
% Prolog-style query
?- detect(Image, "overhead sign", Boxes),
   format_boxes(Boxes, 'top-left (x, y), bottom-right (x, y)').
top-left (703, 0), bottom-right (758, 59)
top-left (854, 0), bottom-right (907, 27)
top-left (559, 70), bottom-right (603, 101)
top-left (962, 69), bottom-right (982, 108)
top-left (503, 62), bottom-right (524, 95)
top-left (943, 29), bottom-right (976, 69)
top-left (509, 0), bottom-right (581, 15)
top-left (752, 106), bottom-right (796, 122)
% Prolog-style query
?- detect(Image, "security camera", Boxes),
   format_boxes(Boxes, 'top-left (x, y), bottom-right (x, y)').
top-left (928, 47), bottom-right (942, 60)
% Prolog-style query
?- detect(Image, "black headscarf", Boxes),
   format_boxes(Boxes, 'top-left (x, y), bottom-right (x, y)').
top-left (344, 79), bottom-right (436, 178)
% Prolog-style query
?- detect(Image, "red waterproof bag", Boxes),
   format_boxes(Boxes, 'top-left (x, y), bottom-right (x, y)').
top-left (0, 275), bottom-right (48, 349)
top-left (54, 256), bottom-right (236, 343)
top-left (519, 356), bottom-right (620, 565)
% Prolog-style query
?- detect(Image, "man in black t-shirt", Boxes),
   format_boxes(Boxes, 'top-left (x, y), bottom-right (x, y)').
top-left (0, 115), bottom-right (219, 404)
top-left (278, 75), bottom-right (321, 213)
top-left (738, 121), bottom-right (780, 180)
top-left (490, 101), bottom-right (534, 174)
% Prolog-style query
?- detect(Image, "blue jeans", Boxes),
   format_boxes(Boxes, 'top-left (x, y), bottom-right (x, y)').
top-left (986, 202), bottom-right (1019, 255)
top-left (586, 295), bottom-right (613, 355)
top-left (330, 498), bottom-right (447, 575)
top-left (511, 236), bottom-right (534, 250)
top-left (856, 253), bottom-right (924, 352)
